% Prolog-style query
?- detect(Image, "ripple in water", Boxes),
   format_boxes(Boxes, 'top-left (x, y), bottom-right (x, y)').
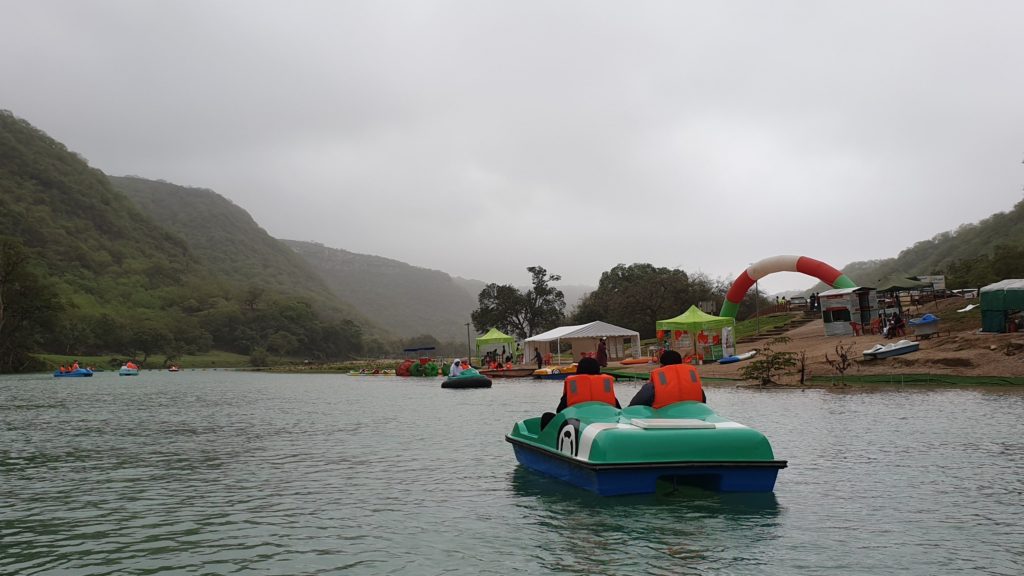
top-left (1, 372), bottom-right (1022, 575)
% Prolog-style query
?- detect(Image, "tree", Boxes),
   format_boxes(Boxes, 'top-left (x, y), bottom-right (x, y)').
top-left (824, 341), bottom-right (856, 386)
top-left (522, 266), bottom-right (566, 336)
top-left (574, 264), bottom-right (721, 337)
top-left (0, 237), bottom-right (63, 372)
top-left (740, 337), bottom-right (798, 387)
top-left (471, 266), bottom-right (565, 339)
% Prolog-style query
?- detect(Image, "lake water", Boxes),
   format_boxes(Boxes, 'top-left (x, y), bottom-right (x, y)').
top-left (2, 371), bottom-right (1022, 575)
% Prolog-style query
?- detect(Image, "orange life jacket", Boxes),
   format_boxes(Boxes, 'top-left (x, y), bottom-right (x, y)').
top-left (563, 374), bottom-right (617, 408)
top-left (650, 364), bottom-right (704, 408)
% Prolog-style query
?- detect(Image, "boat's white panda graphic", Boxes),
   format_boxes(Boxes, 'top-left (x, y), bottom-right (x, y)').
top-left (557, 420), bottom-right (579, 457)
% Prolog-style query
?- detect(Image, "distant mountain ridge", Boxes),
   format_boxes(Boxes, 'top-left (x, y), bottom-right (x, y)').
top-left (811, 198), bottom-right (1024, 293)
top-left (110, 176), bottom-right (374, 329)
top-left (283, 240), bottom-right (479, 341)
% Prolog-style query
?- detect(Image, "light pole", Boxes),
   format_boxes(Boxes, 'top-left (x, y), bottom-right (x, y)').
top-left (755, 279), bottom-right (760, 335)
top-left (465, 322), bottom-right (472, 364)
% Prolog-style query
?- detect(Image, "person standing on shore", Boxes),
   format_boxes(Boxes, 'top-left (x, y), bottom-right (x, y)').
top-left (596, 338), bottom-right (608, 367)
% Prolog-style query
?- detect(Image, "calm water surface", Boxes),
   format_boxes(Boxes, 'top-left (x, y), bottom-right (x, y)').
top-left (1, 371), bottom-right (1022, 575)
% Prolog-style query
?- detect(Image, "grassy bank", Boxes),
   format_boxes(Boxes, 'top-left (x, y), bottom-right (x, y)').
top-left (808, 374), bottom-right (1024, 387)
top-left (34, 350), bottom-right (251, 371)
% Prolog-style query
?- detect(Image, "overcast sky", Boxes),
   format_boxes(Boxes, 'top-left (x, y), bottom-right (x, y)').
top-left (3, 1), bottom-right (1022, 294)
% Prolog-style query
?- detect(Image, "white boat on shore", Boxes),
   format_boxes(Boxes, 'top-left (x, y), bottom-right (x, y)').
top-left (862, 340), bottom-right (919, 359)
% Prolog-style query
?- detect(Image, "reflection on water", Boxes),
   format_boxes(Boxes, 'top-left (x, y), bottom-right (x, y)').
top-left (1, 372), bottom-right (1022, 575)
top-left (508, 466), bottom-right (783, 575)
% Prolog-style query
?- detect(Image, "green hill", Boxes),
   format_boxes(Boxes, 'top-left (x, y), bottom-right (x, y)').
top-left (0, 112), bottom-right (196, 298)
top-left (283, 240), bottom-right (479, 341)
top-left (0, 111), bottom-right (365, 370)
top-left (812, 199), bottom-right (1024, 292)
top-left (109, 176), bottom-right (374, 329)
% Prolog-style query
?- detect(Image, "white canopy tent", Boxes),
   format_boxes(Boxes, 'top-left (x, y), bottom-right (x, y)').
top-left (524, 321), bottom-right (641, 363)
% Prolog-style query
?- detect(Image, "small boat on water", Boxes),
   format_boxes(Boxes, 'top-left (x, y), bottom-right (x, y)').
top-left (532, 365), bottom-right (577, 380)
top-left (862, 339), bottom-right (920, 359)
top-left (479, 367), bottom-right (535, 378)
top-left (119, 366), bottom-right (140, 376)
top-left (168, 366), bottom-right (180, 372)
top-left (441, 369), bottom-right (492, 389)
top-left (53, 368), bottom-right (94, 378)
top-left (346, 369), bottom-right (396, 376)
top-left (506, 400), bottom-right (786, 496)
top-left (619, 357), bottom-right (657, 365)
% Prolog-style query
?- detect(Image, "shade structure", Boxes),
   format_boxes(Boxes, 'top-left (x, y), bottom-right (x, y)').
top-left (656, 305), bottom-right (736, 360)
top-left (980, 279), bottom-right (1024, 332)
top-left (656, 305), bottom-right (735, 332)
top-left (871, 273), bottom-right (928, 292)
top-left (475, 327), bottom-right (516, 353)
top-left (524, 321), bottom-right (642, 361)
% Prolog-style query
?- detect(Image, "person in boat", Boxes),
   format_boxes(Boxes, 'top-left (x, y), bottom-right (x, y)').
top-left (596, 337), bottom-right (608, 367)
top-left (628, 349), bottom-right (706, 407)
top-left (59, 364), bottom-right (68, 373)
top-left (125, 361), bottom-right (138, 370)
top-left (540, 357), bottom-right (619, 429)
top-left (450, 358), bottom-right (464, 377)
top-left (71, 360), bottom-right (80, 371)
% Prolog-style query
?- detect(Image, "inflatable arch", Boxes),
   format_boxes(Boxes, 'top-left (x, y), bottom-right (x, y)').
top-left (720, 255), bottom-right (856, 318)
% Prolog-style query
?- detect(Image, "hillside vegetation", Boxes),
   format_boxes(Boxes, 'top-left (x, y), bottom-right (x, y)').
top-left (0, 111), bottom-right (364, 371)
top-left (815, 199), bottom-right (1024, 292)
top-left (284, 240), bottom-right (478, 341)
top-left (110, 176), bottom-right (373, 329)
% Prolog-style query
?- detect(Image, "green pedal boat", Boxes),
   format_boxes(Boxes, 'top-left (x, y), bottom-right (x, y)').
top-left (506, 401), bottom-right (786, 496)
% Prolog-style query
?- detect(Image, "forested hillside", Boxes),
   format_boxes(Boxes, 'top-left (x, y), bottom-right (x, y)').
top-left (0, 111), bottom-right (364, 371)
top-left (283, 240), bottom-right (479, 341)
top-left (829, 199), bottom-right (1024, 291)
top-left (110, 176), bottom-right (373, 329)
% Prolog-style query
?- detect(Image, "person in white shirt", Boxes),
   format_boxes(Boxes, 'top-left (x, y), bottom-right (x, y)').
top-left (450, 359), bottom-right (464, 377)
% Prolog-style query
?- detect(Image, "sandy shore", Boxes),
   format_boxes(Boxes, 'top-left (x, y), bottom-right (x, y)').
top-left (612, 298), bottom-right (1024, 384)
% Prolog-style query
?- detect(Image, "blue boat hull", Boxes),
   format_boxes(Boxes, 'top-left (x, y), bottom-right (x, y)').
top-left (53, 369), bottom-right (93, 378)
top-left (509, 439), bottom-right (783, 496)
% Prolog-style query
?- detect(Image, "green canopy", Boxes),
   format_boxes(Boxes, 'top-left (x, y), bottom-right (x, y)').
top-left (475, 327), bottom-right (515, 352)
top-left (656, 305), bottom-right (736, 360)
top-left (656, 305), bottom-right (735, 332)
top-left (872, 274), bottom-right (930, 292)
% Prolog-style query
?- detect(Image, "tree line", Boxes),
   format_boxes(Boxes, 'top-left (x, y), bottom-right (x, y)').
top-left (470, 263), bottom-right (771, 343)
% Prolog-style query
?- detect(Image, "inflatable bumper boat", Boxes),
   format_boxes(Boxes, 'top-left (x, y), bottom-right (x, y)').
top-left (442, 370), bottom-right (492, 389)
top-left (119, 366), bottom-right (139, 376)
top-left (506, 401), bottom-right (786, 496)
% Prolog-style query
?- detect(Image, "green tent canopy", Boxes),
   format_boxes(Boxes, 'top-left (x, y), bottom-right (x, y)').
top-left (475, 327), bottom-right (516, 353)
top-left (656, 305), bottom-right (736, 332)
top-left (656, 305), bottom-right (736, 360)
top-left (872, 274), bottom-right (929, 292)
